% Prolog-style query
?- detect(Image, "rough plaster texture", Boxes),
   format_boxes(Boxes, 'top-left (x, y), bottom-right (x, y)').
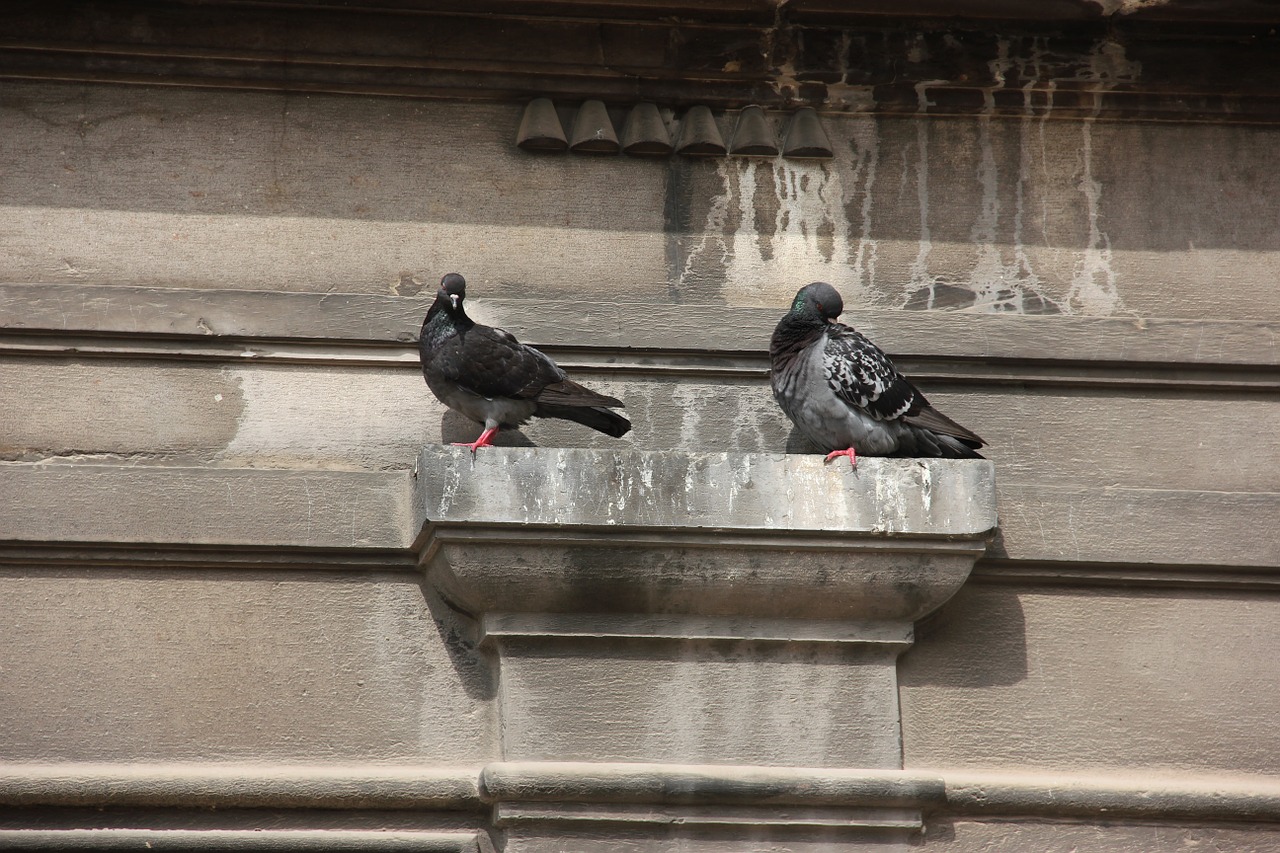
top-left (899, 584), bottom-right (1280, 776)
top-left (0, 569), bottom-right (495, 764)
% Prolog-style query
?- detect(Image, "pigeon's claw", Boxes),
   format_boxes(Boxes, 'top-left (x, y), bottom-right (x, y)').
top-left (453, 426), bottom-right (499, 453)
top-left (823, 447), bottom-right (858, 470)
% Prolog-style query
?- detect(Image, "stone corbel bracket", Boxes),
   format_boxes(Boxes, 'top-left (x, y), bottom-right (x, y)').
top-left (412, 447), bottom-right (996, 850)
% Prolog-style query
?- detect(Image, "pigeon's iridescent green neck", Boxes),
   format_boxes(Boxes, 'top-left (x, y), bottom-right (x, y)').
top-left (791, 291), bottom-right (808, 313)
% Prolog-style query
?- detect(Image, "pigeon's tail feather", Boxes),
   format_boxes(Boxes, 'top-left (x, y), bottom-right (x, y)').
top-left (537, 403), bottom-right (633, 438)
top-left (903, 405), bottom-right (984, 448)
top-left (931, 433), bottom-right (986, 459)
top-left (535, 379), bottom-right (625, 410)
top-left (894, 427), bottom-right (986, 460)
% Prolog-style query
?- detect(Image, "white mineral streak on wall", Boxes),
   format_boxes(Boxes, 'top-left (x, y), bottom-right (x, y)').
top-left (1066, 39), bottom-right (1138, 315)
top-left (965, 113), bottom-right (1012, 311)
top-left (848, 117), bottom-right (880, 294)
top-left (962, 40), bottom-right (1036, 312)
top-left (669, 384), bottom-right (706, 460)
top-left (918, 460), bottom-right (934, 516)
top-left (1069, 116), bottom-right (1121, 315)
top-left (685, 155), bottom-right (872, 307)
top-left (1012, 65), bottom-right (1054, 302)
top-left (685, 37), bottom-right (1138, 315)
top-left (906, 82), bottom-right (943, 303)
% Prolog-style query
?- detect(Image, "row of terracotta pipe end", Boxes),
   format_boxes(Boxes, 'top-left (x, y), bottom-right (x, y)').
top-left (517, 99), bottom-right (835, 159)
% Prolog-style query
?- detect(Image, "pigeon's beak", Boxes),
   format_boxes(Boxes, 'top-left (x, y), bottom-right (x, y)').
top-left (449, 294), bottom-right (460, 310)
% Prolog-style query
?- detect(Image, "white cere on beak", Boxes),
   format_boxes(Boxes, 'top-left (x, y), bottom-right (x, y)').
top-left (450, 294), bottom-right (460, 309)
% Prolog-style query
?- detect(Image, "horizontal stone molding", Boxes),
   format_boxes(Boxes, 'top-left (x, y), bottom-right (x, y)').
top-left (940, 768), bottom-right (1280, 823)
top-left (0, 829), bottom-right (493, 852)
top-left (973, 558), bottom-right (1280, 591)
top-left (425, 524), bottom-right (984, 624)
top-left (493, 802), bottom-right (923, 833)
top-left (5, 331), bottom-right (1278, 396)
top-left (4, 1), bottom-right (1280, 122)
top-left (481, 762), bottom-right (944, 809)
top-left (0, 542), bottom-right (416, 573)
top-left (2, 461), bottom-right (1276, 575)
top-left (991, 484), bottom-right (1280, 568)
top-left (487, 762), bottom-right (1280, 823)
top-left (0, 763), bottom-right (481, 811)
top-left (479, 612), bottom-right (916, 648)
top-left (6, 762), bottom-right (1279, 824)
top-left (4, 284), bottom-right (1278, 378)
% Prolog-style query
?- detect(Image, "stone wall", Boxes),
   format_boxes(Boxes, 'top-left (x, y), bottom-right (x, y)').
top-left (1, 3), bottom-right (1278, 848)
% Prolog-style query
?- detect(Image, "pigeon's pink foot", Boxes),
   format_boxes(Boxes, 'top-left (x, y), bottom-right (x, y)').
top-left (453, 426), bottom-right (499, 453)
top-left (823, 447), bottom-right (858, 470)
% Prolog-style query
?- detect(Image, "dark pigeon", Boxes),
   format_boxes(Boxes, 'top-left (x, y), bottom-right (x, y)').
top-left (419, 273), bottom-right (631, 452)
top-left (770, 282), bottom-right (984, 468)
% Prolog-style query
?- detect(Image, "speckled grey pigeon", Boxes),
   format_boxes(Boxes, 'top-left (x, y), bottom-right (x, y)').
top-left (419, 273), bottom-right (631, 452)
top-left (770, 282), bottom-right (984, 468)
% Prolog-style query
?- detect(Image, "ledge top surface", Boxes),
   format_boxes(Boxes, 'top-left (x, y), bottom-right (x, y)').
top-left (414, 447), bottom-right (996, 537)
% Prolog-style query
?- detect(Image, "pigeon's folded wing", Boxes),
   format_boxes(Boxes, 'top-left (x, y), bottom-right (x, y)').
top-left (439, 326), bottom-right (563, 400)
top-left (822, 325), bottom-right (920, 422)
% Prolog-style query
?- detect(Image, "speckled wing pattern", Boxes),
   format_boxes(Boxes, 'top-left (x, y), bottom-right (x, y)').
top-left (821, 323), bottom-right (921, 422)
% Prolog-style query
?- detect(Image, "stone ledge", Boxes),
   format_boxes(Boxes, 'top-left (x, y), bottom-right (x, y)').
top-left (414, 448), bottom-right (996, 625)
top-left (413, 447), bottom-right (997, 536)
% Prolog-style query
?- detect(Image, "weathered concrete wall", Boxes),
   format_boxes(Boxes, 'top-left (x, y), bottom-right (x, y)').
top-left (2, 56), bottom-right (1278, 850)
top-left (4, 82), bottom-right (1280, 320)
top-left (0, 568), bottom-right (495, 764)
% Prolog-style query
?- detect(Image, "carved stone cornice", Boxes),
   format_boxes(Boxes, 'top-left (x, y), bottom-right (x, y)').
top-left (3, 1), bottom-right (1280, 122)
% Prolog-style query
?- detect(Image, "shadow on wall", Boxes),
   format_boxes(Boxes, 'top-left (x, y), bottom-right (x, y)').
top-left (440, 410), bottom-right (535, 448)
top-left (899, 583), bottom-right (1029, 688)
top-left (784, 427), bottom-right (822, 455)
top-left (418, 575), bottom-right (498, 702)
